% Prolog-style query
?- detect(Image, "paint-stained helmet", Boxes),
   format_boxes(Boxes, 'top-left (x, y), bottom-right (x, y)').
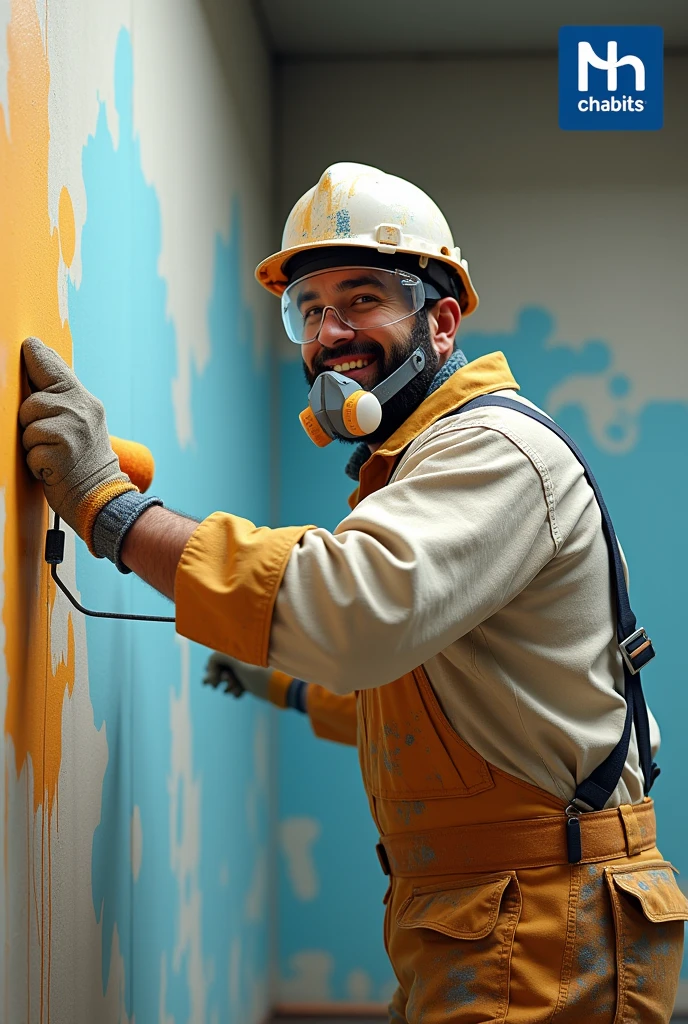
top-left (255, 162), bottom-right (479, 315)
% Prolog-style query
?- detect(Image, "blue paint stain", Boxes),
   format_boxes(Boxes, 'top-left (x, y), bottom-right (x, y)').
top-left (405, 733), bottom-right (415, 746)
top-left (447, 963), bottom-right (477, 1006)
top-left (69, 28), bottom-right (271, 1020)
top-left (606, 419), bottom-right (627, 443)
top-left (335, 208), bottom-right (351, 237)
top-left (383, 746), bottom-right (402, 774)
top-left (630, 932), bottom-right (653, 966)
top-left (609, 374), bottom-right (631, 398)
top-left (394, 800), bottom-right (426, 826)
top-left (578, 942), bottom-right (610, 975)
top-left (565, 863), bottom-right (616, 1015)
top-left (411, 843), bottom-right (436, 867)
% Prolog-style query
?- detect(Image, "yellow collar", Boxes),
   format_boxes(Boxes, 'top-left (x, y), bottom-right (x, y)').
top-left (350, 351), bottom-right (519, 506)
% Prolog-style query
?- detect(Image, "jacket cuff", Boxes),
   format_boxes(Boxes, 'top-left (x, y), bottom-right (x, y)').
top-left (174, 512), bottom-right (316, 665)
top-left (267, 670), bottom-right (294, 708)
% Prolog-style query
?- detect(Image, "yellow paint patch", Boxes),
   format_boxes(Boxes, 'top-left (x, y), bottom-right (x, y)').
top-left (1, 2), bottom-right (78, 1015)
top-left (290, 167), bottom-right (336, 243)
top-left (58, 186), bottom-right (75, 269)
top-left (1, 0), bottom-right (75, 811)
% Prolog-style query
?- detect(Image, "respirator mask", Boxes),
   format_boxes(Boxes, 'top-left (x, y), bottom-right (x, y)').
top-left (281, 261), bottom-right (442, 447)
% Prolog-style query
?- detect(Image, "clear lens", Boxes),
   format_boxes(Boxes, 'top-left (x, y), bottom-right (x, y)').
top-left (281, 266), bottom-right (426, 344)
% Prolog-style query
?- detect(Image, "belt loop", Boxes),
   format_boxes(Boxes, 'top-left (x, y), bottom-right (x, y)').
top-left (376, 841), bottom-right (391, 876)
top-left (619, 804), bottom-right (643, 856)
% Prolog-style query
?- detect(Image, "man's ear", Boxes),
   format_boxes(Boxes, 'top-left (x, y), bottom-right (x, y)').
top-left (427, 297), bottom-right (461, 363)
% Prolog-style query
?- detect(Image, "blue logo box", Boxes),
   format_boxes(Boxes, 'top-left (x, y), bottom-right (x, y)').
top-left (559, 26), bottom-right (663, 131)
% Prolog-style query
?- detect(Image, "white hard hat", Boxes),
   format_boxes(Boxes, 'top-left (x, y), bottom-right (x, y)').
top-left (255, 162), bottom-right (478, 315)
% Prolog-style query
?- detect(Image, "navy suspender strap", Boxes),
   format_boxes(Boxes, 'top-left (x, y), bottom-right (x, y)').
top-left (454, 395), bottom-right (659, 812)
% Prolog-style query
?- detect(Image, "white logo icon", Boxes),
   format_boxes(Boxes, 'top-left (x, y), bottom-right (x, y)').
top-left (578, 41), bottom-right (645, 92)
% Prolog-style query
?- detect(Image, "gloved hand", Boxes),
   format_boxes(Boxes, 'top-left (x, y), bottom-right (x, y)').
top-left (203, 651), bottom-right (294, 707)
top-left (19, 337), bottom-right (136, 551)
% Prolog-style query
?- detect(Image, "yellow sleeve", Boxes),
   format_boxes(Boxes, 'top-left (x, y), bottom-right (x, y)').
top-left (262, 669), bottom-right (359, 746)
top-left (306, 684), bottom-right (358, 747)
top-left (266, 669), bottom-right (294, 708)
top-left (174, 511), bottom-right (315, 665)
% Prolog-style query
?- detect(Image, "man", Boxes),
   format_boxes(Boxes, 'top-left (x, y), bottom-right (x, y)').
top-left (20, 163), bottom-right (688, 1023)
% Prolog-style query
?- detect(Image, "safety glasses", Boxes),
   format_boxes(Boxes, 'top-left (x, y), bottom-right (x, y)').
top-left (281, 266), bottom-right (430, 344)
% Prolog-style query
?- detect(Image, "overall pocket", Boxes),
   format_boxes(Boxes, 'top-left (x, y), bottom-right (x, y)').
top-left (605, 861), bottom-right (688, 1024)
top-left (391, 873), bottom-right (521, 1023)
top-left (358, 671), bottom-right (495, 803)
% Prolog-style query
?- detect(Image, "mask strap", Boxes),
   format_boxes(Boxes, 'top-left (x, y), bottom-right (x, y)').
top-left (371, 347), bottom-right (426, 405)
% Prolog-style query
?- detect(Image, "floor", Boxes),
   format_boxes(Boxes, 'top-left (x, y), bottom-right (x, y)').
top-left (271, 1018), bottom-right (688, 1023)
top-left (271, 1017), bottom-right (385, 1023)
top-left (271, 1018), bottom-right (385, 1023)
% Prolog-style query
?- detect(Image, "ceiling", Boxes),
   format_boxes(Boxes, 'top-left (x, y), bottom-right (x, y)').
top-left (256, 0), bottom-right (688, 57)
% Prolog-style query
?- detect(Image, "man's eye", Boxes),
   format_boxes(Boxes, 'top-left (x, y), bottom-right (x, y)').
top-left (303, 306), bottom-right (323, 321)
top-left (352, 294), bottom-right (379, 306)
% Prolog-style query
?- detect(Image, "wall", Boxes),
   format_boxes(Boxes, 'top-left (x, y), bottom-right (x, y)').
top-left (275, 54), bottom-right (688, 1006)
top-left (0, 1), bottom-right (275, 1021)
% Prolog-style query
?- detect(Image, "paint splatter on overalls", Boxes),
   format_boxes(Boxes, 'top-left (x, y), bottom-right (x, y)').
top-left (352, 395), bottom-right (688, 1023)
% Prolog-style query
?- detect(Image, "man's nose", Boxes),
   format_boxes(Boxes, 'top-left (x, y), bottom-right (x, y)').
top-left (316, 307), bottom-right (356, 346)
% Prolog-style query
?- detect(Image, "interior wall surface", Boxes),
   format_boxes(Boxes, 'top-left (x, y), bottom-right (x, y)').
top-left (0, 1), bottom-right (275, 1021)
top-left (275, 54), bottom-right (688, 1006)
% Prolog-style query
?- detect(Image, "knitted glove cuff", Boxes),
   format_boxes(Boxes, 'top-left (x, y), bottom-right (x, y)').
top-left (93, 490), bottom-right (164, 574)
top-left (286, 678), bottom-right (309, 714)
top-left (77, 478), bottom-right (138, 555)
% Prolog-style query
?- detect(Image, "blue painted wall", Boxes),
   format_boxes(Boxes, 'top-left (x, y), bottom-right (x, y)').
top-left (68, 31), bottom-right (273, 1022)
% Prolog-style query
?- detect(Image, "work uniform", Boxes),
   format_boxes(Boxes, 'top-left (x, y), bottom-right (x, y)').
top-left (175, 351), bottom-right (688, 1022)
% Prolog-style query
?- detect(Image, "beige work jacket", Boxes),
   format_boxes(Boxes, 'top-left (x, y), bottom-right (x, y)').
top-left (175, 351), bottom-right (659, 806)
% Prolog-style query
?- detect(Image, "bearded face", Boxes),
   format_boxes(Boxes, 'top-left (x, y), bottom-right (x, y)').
top-left (302, 310), bottom-right (441, 446)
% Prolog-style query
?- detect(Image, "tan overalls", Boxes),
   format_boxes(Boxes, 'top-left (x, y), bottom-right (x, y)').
top-left (305, 638), bottom-right (687, 1023)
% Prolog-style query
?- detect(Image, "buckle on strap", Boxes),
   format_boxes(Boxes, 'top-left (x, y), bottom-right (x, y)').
top-left (619, 627), bottom-right (655, 675)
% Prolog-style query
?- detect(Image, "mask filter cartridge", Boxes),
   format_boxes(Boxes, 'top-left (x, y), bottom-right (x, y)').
top-left (299, 347), bottom-right (425, 447)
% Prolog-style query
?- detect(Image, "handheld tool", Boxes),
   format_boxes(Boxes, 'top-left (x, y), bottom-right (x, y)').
top-left (44, 437), bottom-right (174, 623)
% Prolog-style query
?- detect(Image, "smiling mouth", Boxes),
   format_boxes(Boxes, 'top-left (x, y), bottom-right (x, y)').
top-left (327, 357), bottom-right (375, 373)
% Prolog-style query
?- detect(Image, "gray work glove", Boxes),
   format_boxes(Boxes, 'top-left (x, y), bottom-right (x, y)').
top-left (203, 652), bottom-right (292, 706)
top-left (19, 337), bottom-right (135, 549)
